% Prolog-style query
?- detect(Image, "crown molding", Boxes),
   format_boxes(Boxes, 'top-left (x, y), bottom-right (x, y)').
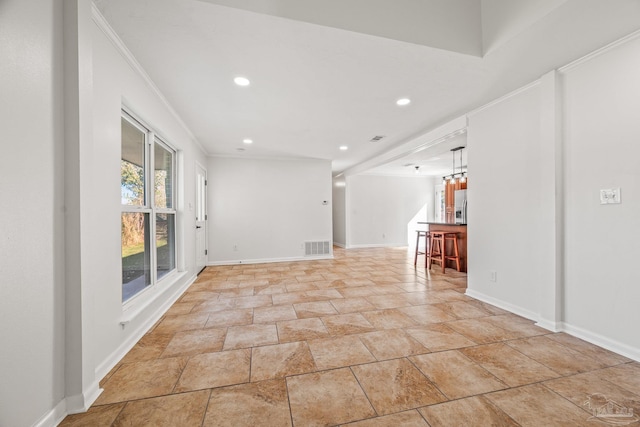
top-left (467, 80), bottom-right (541, 118)
top-left (559, 28), bottom-right (640, 73)
top-left (90, 4), bottom-right (209, 156)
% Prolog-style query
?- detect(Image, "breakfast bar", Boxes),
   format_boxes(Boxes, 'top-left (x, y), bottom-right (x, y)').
top-left (418, 222), bottom-right (467, 272)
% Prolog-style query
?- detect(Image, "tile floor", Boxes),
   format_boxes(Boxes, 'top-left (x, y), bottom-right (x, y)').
top-left (61, 247), bottom-right (640, 426)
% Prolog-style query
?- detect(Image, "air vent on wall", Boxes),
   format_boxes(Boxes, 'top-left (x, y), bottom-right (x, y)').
top-left (305, 241), bottom-right (331, 256)
top-left (370, 135), bottom-right (386, 142)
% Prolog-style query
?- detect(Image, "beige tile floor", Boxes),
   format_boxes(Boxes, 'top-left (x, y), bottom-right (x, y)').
top-left (61, 247), bottom-right (640, 426)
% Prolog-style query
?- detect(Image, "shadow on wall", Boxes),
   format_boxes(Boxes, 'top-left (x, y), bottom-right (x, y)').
top-left (407, 204), bottom-right (428, 249)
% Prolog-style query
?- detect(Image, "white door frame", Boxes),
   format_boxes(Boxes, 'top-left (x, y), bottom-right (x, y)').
top-left (195, 161), bottom-right (208, 273)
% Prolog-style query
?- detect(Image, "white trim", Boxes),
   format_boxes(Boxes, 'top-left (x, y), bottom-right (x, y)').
top-left (559, 28), bottom-right (640, 73)
top-left (32, 399), bottom-right (67, 427)
top-left (464, 288), bottom-right (541, 324)
top-left (465, 289), bottom-right (640, 361)
top-left (32, 382), bottom-right (103, 426)
top-left (535, 319), bottom-right (564, 333)
top-left (90, 5), bottom-right (208, 156)
top-left (467, 80), bottom-right (541, 118)
top-left (208, 153), bottom-right (317, 162)
top-left (121, 271), bottom-right (185, 324)
top-left (467, 30), bottom-right (640, 121)
top-left (208, 255), bottom-right (334, 266)
top-left (346, 243), bottom-right (406, 249)
top-left (96, 273), bottom-right (196, 381)
top-left (561, 322), bottom-right (640, 363)
top-left (333, 242), bottom-right (346, 248)
top-left (64, 382), bottom-right (103, 415)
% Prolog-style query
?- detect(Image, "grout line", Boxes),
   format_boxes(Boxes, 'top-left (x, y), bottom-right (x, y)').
top-left (198, 389), bottom-right (213, 427)
top-left (348, 365), bottom-right (380, 419)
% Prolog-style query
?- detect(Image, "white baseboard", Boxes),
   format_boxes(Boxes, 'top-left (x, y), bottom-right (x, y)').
top-left (95, 273), bottom-right (197, 382)
top-left (561, 322), bottom-right (640, 362)
top-left (33, 398), bottom-right (67, 427)
top-left (333, 242), bottom-right (346, 248)
top-left (65, 381), bottom-right (103, 415)
top-left (535, 318), bottom-right (564, 333)
top-left (33, 275), bottom-right (196, 426)
top-left (34, 382), bottom-right (103, 426)
top-left (464, 288), bottom-right (540, 324)
top-left (208, 254), bottom-right (334, 266)
top-left (346, 243), bottom-right (405, 249)
top-left (465, 289), bottom-right (640, 362)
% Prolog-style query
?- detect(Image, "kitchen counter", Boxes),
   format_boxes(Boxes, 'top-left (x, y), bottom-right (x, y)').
top-left (417, 222), bottom-right (467, 272)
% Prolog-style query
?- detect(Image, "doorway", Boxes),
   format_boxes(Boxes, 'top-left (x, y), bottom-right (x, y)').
top-left (195, 162), bottom-right (208, 274)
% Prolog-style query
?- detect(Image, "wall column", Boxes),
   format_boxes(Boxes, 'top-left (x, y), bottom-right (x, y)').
top-left (63, 0), bottom-right (100, 412)
top-left (536, 70), bottom-right (564, 331)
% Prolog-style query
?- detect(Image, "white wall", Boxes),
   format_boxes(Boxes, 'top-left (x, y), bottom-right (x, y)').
top-left (466, 84), bottom-right (547, 318)
top-left (467, 32), bottom-right (640, 359)
top-left (0, 1), bottom-right (65, 426)
top-left (208, 157), bottom-right (333, 263)
top-left (346, 175), bottom-right (434, 248)
top-left (0, 3), bottom-right (208, 424)
top-left (332, 179), bottom-right (347, 246)
top-left (561, 35), bottom-right (640, 352)
top-left (91, 12), bottom-right (208, 378)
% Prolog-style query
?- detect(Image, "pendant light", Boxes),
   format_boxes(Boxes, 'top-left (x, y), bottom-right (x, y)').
top-left (449, 148), bottom-right (457, 184)
top-left (459, 148), bottom-right (466, 183)
top-left (442, 146), bottom-right (465, 185)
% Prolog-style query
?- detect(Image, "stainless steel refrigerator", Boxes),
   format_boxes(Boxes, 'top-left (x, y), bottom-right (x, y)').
top-left (454, 189), bottom-right (467, 224)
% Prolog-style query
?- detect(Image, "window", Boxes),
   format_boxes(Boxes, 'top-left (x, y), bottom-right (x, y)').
top-left (121, 111), bottom-right (177, 303)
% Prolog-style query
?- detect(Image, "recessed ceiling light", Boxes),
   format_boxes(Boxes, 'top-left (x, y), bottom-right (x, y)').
top-left (339, 146), bottom-right (348, 151)
top-left (396, 98), bottom-right (411, 106)
top-left (234, 76), bottom-right (250, 86)
top-left (243, 139), bottom-right (253, 144)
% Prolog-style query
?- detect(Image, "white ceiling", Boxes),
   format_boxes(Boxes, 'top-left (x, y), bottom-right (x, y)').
top-left (94, 0), bottom-right (640, 176)
top-left (363, 133), bottom-right (467, 178)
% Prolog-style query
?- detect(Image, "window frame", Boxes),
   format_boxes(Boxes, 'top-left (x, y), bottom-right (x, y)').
top-left (121, 109), bottom-right (178, 305)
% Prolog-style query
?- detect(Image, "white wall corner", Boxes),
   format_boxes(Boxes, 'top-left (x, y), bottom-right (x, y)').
top-left (32, 381), bottom-right (102, 427)
top-left (536, 69), bottom-right (564, 327)
top-left (32, 398), bottom-right (68, 427)
top-left (64, 381), bottom-right (103, 415)
top-left (534, 318), bottom-right (564, 333)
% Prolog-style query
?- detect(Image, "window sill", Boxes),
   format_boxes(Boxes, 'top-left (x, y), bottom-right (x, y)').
top-left (120, 270), bottom-right (187, 329)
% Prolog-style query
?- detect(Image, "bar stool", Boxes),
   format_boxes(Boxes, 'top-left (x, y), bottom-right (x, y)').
top-left (413, 230), bottom-right (431, 268)
top-left (429, 232), bottom-right (461, 273)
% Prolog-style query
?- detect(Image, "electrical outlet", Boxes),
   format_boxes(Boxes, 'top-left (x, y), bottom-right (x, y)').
top-left (382, 233), bottom-right (386, 239)
top-left (600, 188), bottom-right (621, 204)
top-left (490, 271), bottom-right (497, 282)
top-left (233, 245), bottom-right (238, 251)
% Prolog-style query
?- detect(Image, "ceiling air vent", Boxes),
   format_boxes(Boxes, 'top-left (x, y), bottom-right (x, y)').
top-left (370, 135), bottom-right (386, 142)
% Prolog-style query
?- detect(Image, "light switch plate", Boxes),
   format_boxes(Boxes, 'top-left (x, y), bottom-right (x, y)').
top-left (600, 188), bottom-right (621, 204)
